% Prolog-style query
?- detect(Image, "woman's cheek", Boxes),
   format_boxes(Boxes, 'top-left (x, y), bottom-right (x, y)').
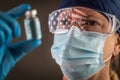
top-left (103, 35), bottom-right (115, 60)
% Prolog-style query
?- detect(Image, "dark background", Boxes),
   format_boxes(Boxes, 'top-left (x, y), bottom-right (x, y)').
top-left (0, 0), bottom-right (62, 80)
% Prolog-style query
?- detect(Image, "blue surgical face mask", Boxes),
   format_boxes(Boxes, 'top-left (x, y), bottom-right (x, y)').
top-left (51, 26), bottom-right (111, 80)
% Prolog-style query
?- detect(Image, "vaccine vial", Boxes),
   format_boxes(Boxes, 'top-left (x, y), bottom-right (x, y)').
top-left (24, 9), bottom-right (42, 40)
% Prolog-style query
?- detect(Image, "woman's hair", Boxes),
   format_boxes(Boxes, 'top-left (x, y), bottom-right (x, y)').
top-left (110, 32), bottom-right (120, 80)
top-left (110, 53), bottom-right (120, 80)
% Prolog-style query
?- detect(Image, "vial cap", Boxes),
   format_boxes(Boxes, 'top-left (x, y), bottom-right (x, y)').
top-left (31, 9), bottom-right (37, 17)
top-left (25, 11), bottom-right (31, 17)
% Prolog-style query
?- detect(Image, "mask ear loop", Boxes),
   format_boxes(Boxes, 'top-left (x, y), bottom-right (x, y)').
top-left (104, 55), bottom-right (112, 62)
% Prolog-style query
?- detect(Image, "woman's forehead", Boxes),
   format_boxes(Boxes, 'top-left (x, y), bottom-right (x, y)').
top-left (75, 6), bottom-right (107, 19)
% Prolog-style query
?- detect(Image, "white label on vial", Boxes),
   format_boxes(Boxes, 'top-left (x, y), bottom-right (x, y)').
top-left (34, 18), bottom-right (42, 39)
top-left (24, 19), bottom-right (32, 40)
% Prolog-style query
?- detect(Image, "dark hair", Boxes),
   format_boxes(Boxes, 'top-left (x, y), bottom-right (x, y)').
top-left (110, 54), bottom-right (120, 80)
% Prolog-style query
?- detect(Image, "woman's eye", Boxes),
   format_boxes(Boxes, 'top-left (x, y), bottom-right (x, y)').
top-left (84, 20), bottom-right (98, 26)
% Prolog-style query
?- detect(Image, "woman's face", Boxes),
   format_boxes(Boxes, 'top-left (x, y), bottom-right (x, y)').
top-left (51, 6), bottom-right (120, 80)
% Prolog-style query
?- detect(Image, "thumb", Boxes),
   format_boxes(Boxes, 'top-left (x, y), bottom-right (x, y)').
top-left (8, 39), bottom-right (41, 61)
top-left (6, 3), bottom-right (31, 19)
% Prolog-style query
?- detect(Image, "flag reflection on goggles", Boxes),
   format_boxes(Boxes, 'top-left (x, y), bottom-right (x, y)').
top-left (48, 7), bottom-right (120, 34)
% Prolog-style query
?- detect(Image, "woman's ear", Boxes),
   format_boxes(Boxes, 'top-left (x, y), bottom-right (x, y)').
top-left (113, 33), bottom-right (120, 56)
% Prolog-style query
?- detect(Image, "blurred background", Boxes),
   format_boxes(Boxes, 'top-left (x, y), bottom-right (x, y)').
top-left (0, 0), bottom-right (62, 80)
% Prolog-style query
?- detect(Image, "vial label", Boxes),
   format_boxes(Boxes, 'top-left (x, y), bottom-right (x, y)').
top-left (24, 19), bottom-right (33, 40)
top-left (34, 18), bottom-right (42, 39)
top-left (30, 18), bottom-right (42, 39)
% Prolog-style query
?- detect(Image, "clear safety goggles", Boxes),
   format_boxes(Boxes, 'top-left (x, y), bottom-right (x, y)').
top-left (48, 7), bottom-right (120, 35)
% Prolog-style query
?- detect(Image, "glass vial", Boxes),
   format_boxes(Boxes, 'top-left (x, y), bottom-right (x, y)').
top-left (24, 9), bottom-right (42, 40)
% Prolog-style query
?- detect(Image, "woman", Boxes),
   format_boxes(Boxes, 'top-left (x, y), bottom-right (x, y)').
top-left (48, 0), bottom-right (120, 80)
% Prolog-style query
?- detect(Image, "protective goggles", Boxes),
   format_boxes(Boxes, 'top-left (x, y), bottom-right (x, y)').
top-left (48, 7), bottom-right (120, 35)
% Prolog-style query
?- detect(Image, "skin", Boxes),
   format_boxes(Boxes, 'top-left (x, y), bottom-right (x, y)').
top-left (61, 7), bottom-right (120, 80)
